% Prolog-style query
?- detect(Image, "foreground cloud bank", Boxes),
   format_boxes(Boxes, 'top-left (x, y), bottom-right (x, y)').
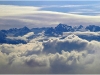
top-left (0, 32), bottom-right (100, 74)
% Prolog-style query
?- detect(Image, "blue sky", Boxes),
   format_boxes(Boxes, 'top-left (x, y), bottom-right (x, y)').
top-left (0, 1), bottom-right (98, 6)
top-left (0, 1), bottom-right (100, 15)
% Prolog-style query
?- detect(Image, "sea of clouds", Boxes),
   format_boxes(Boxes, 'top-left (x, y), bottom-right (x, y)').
top-left (0, 31), bottom-right (100, 74)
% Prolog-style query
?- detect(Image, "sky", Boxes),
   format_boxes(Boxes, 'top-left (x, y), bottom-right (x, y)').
top-left (0, 1), bottom-right (100, 29)
top-left (1, 1), bottom-right (100, 15)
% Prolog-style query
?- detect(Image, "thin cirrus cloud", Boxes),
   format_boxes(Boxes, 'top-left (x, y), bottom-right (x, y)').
top-left (40, 3), bottom-right (100, 15)
top-left (40, 4), bottom-right (88, 8)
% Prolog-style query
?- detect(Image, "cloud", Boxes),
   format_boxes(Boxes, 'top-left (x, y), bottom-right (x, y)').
top-left (0, 32), bottom-right (100, 73)
top-left (1, 5), bottom-right (100, 29)
top-left (41, 4), bottom-right (88, 8)
top-left (63, 32), bottom-right (100, 36)
top-left (0, 5), bottom-right (41, 17)
top-left (63, 32), bottom-right (100, 41)
top-left (43, 34), bottom-right (88, 53)
top-left (23, 32), bottom-right (34, 38)
top-left (7, 32), bottom-right (34, 42)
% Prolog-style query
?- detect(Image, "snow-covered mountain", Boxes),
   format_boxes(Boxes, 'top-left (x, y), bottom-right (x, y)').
top-left (86, 25), bottom-right (100, 32)
top-left (1, 23), bottom-right (100, 44)
top-left (44, 23), bottom-right (100, 36)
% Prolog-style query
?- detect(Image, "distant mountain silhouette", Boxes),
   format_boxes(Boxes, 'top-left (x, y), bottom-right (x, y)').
top-left (14, 26), bottom-right (31, 36)
top-left (86, 25), bottom-right (100, 32)
top-left (45, 23), bottom-right (100, 36)
top-left (0, 31), bottom-right (7, 43)
top-left (1, 23), bottom-right (100, 44)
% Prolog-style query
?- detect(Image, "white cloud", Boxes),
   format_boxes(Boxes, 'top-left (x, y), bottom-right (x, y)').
top-left (63, 32), bottom-right (100, 36)
top-left (1, 5), bottom-right (100, 29)
top-left (7, 32), bottom-right (34, 42)
top-left (63, 32), bottom-right (100, 41)
top-left (41, 4), bottom-right (88, 8)
top-left (1, 32), bottom-right (100, 73)
top-left (43, 34), bottom-right (88, 53)
top-left (23, 32), bottom-right (34, 38)
top-left (0, 5), bottom-right (41, 17)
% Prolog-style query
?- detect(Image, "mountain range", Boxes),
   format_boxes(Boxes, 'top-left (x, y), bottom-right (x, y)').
top-left (1, 23), bottom-right (100, 44)
top-left (44, 23), bottom-right (100, 36)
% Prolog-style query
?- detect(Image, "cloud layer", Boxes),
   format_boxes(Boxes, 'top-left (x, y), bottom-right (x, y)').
top-left (0, 5), bottom-right (100, 29)
top-left (0, 5), bottom-right (41, 17)
top-left (0, 32), bottom-right (100, 74)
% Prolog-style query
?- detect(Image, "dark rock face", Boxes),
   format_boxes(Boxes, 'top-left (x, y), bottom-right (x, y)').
top-left (0, 31), bottom-right (7, 43)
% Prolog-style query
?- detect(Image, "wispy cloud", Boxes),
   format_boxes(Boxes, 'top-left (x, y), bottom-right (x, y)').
top-left (41, 4), bottom-right (88, 8)
top-left (0, 5), bottom-right (41, 17)
top-left (0, 5), bottom-right (100, 29)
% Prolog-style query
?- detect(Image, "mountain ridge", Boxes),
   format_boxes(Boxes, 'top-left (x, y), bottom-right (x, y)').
top-left (1, 23), bottom-right (100, 44)
top-left (1, 23), bottom-right (100, 37)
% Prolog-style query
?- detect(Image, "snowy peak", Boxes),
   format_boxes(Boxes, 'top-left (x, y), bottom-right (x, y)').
top-left (55, 23), bottom-right (73, 32)
top-left (0, 23), bottom-right (100, 44)
top-left (45, 24), bottom-right (100, 36)
top-left (19, 26), bottom-right (30, 31)
top-left (86, 25), bottom-right (100, 32)
top-left (1, 23), bottom-right (100, 38)
top-left (14, 26), bottom-right (31, 36)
